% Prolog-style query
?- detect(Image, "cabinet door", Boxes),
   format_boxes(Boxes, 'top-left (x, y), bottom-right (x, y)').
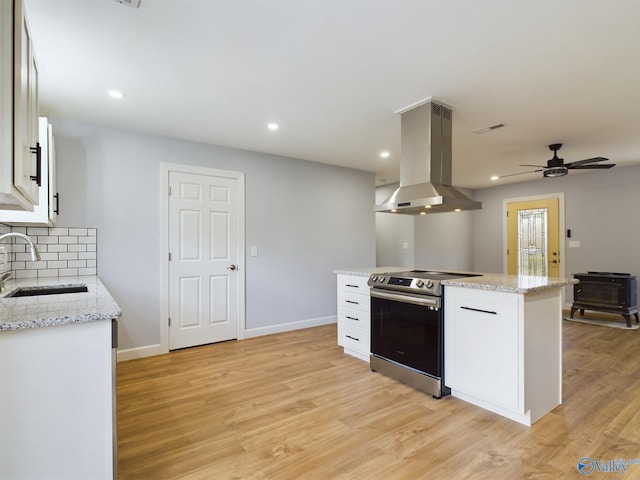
top-left (445, 287), bottom-right (522, 411)
top-left (13, 0), bottom-right (39, 205)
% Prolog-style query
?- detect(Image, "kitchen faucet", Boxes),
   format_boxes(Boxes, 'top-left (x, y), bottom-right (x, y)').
top-left (0, 233), bottom-right (42, 292)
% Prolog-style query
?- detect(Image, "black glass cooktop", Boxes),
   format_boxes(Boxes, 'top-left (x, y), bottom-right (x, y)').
top-left (392, 270), bottom-right (480, 280)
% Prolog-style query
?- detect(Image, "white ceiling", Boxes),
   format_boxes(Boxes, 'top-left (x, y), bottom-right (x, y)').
top-left (25, 0), bottom-right (640, 189)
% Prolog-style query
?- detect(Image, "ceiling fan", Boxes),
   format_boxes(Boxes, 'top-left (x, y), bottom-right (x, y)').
top-left (500, 143), bottom-right (616, 178)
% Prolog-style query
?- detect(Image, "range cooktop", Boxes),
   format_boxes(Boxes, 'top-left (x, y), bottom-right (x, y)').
top-left (368, 270), bottom-right (480, 296)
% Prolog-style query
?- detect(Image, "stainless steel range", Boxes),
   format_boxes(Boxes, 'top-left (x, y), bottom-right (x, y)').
top-left (368, 269), bottom-right (480, 398)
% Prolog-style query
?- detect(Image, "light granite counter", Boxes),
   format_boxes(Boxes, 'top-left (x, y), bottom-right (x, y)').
top-left (334, 267), bottom-right (577, 293)
top-left (333, 267), bottom-right (406, 277)
top-left (442, 272), bottom-right (578, 294)
top-left (0, 275), bottom-right (121, 331)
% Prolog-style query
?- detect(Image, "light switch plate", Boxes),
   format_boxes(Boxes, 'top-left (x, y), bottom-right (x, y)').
top-left (568, 240), bottom-right (581, 248)
top-left (0, 246), bottom-right (6, 268)
top-left (402, 242), bottom-right (409, 250)
top-left (250, 246), bottom-right (258, 257)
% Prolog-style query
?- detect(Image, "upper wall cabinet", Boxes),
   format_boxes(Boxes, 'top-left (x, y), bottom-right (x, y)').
top-left (0, 117), bottom-right (58, 225)
top-left (0, 0), bottom-right (40, 211)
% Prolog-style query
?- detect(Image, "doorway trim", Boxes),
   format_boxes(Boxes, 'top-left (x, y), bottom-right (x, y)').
top-left (160, 162), bottom-right (246, 353)
top-left (502, 192), bottom-right (565, 278)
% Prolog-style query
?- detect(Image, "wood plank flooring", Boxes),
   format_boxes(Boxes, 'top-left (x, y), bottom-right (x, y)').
top-left (117, 316), bottom-right (640, 479)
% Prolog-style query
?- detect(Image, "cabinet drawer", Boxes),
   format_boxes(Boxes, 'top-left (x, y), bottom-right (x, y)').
top-left (337, 274), bottom-right (369, 294)
top-left (337, 322), bottom-right (370, 355)
top-left (338, 291), bottom-right (370, 313)
top-left (338, 306), bottom-right (370, 328)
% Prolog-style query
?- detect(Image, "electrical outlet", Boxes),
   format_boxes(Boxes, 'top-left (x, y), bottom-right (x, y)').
top-left (0, 246), bottom-right (6, 269)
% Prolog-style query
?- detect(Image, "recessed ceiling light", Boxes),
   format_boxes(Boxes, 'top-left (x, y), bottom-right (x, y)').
top-left (108, 90), bottom-right (125, 100)
top-left (267, 123), bottom-right (279, 131)
top-left (490, 175), bottom-right (499, 181)
top-left (454, 208), bottom-right (461, 212)
top-left (420, 212), bottom-right (426, 215)
top-left (380, 151), bottom-right (390, 159)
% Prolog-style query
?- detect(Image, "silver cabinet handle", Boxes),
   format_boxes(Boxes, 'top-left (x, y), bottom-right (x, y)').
top-left (226, 264), bottom-right (238, 271)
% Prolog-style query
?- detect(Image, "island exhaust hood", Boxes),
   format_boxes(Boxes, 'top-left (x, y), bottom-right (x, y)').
top-left (376, 99), bottom-right (482, 215)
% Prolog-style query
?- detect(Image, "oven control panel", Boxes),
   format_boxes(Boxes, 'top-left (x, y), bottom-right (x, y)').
top-left (368, 274), bottom-right (441, 295)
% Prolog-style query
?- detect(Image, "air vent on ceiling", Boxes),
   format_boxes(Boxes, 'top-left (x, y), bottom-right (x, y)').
top-left (472, 123), bottom-right (505, 134)
top-left (113, 0), bottom-right (140, 8)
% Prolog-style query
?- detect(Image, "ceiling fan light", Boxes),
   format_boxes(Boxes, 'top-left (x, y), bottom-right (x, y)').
top-left (543, 167), bottom-right (568, 178)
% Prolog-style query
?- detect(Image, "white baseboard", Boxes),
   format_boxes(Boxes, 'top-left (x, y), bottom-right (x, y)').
top-left (117, 343), bottom-right (167, 362)
top-left (116, 316), bottom-right (337, 361)
top-left (244, 315), bottom-right (337, 338)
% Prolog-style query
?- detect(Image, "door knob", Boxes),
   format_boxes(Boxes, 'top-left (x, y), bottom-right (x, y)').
top-left (226, 264), bottom-right (237, 271)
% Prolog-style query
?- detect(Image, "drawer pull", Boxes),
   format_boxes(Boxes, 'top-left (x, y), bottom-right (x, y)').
top-left (460, 306), bottom-right (497, 315)
top-left (345, 300), bottom-right (359, 305)
top-left (345, 284), bottom-right (360, 288)
top-left (345, 316), bottom-right (359, 321)
top-left (345, 335), bottom-right (360, 342)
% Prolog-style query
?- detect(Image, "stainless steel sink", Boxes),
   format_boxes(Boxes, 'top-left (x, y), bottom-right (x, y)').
top-left (5, 284), bottom-right (88, 298)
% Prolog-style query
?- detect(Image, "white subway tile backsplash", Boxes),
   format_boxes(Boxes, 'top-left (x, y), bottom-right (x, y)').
top-left (15, 270), bottom-right (37, 279)
top-left (59, 268), bottom-right (78, 276)
top-left (8, 227), bottom-right (98, 278)
top-left (59, 236), bottom-right (79, 244)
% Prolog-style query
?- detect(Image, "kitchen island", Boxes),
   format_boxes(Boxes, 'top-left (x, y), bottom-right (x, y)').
top-left (0, 276), bottom-right (121, 480)
top-left (334, 267), bottom-right (576, 426)
top-left (443, 273), bottom-right (576, 426)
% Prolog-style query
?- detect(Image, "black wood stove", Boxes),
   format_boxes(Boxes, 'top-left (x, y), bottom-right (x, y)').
top-left (570, 272), bottom-right (639, 328)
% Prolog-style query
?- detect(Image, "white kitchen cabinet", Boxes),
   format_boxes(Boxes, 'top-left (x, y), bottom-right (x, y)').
top-left (444, 285), bottom-right (562, 426)
top-left (0, 320), bottom-right (114, 479)
top-left (0, 0), bottom-right (40, 211)
top-left (0, 117), bottom-right (57, 225)
top-left (337, 274), bottom-right (371, 361)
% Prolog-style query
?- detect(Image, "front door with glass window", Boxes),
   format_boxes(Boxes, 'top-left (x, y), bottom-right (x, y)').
top-left (507, 198), bottom-right (560, 277)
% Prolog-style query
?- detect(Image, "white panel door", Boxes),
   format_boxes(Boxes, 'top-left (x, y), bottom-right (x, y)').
top-left (169, 170), bottom-right (240, 350)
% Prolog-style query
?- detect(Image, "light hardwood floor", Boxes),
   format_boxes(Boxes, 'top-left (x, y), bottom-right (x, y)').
top-left (117, 315), bottom-right (640, 479)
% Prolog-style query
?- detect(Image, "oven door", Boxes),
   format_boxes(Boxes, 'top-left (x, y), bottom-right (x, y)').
top-left (370, 288), bottom-right (443, 379)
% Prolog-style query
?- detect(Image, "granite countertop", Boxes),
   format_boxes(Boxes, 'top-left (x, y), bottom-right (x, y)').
top-left (333, 267), bottom-right (407, 277)
top-left (0, 276), bottom-right (121, 331)
top-left (442, 272), bottom-right (578, 294)
top-left (334, 266), bottom-right (578, 293)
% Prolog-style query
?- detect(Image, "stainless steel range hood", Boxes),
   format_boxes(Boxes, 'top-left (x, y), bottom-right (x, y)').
top-left (376, 99), bottom-right (482, 215)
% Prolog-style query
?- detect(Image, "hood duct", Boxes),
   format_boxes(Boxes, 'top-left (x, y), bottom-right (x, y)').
top-left (376, 99), bottom-right (482, 215)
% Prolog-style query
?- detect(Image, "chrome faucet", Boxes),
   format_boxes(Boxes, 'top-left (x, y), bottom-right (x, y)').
top-left (0, 233), bottom-right (41, 293)
top-left (0, 271), bottom-right (10, 292)
top-left (0, 232), bottom-right (41, 261)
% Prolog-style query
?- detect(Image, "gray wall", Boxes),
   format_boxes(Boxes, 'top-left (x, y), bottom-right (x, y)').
top-left (375, 165), bottom-right (640, 305)
top-left (474, 164), bottom-right (640, 301)
top-left (51, 120), bottom-right (376, 351)
top-left (375, 183), bottom-right (414, 268)
top-left (375, 183), bottom-right (476, 271)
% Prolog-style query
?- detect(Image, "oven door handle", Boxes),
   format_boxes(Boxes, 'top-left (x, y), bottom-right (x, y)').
top-left (370, 289), bottom-right (441, 308)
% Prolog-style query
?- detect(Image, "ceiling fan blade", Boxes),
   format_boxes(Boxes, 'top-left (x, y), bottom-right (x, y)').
top-left (568, 163), bottom-right (616, 170)
top-left (564, 157), bottom-right (609, 168)
top-left (499, 169), bottom-right (543, 178)
top-left (519, 164), bottom-right (548, 168)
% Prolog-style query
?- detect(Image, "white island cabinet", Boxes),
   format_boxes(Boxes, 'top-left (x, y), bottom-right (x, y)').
top-left (334, 267), bottom-right (404, 362)
top-left (443, 274), bottom-right (575, 426)
top-left (336, 273), bottom-right (371, 361)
